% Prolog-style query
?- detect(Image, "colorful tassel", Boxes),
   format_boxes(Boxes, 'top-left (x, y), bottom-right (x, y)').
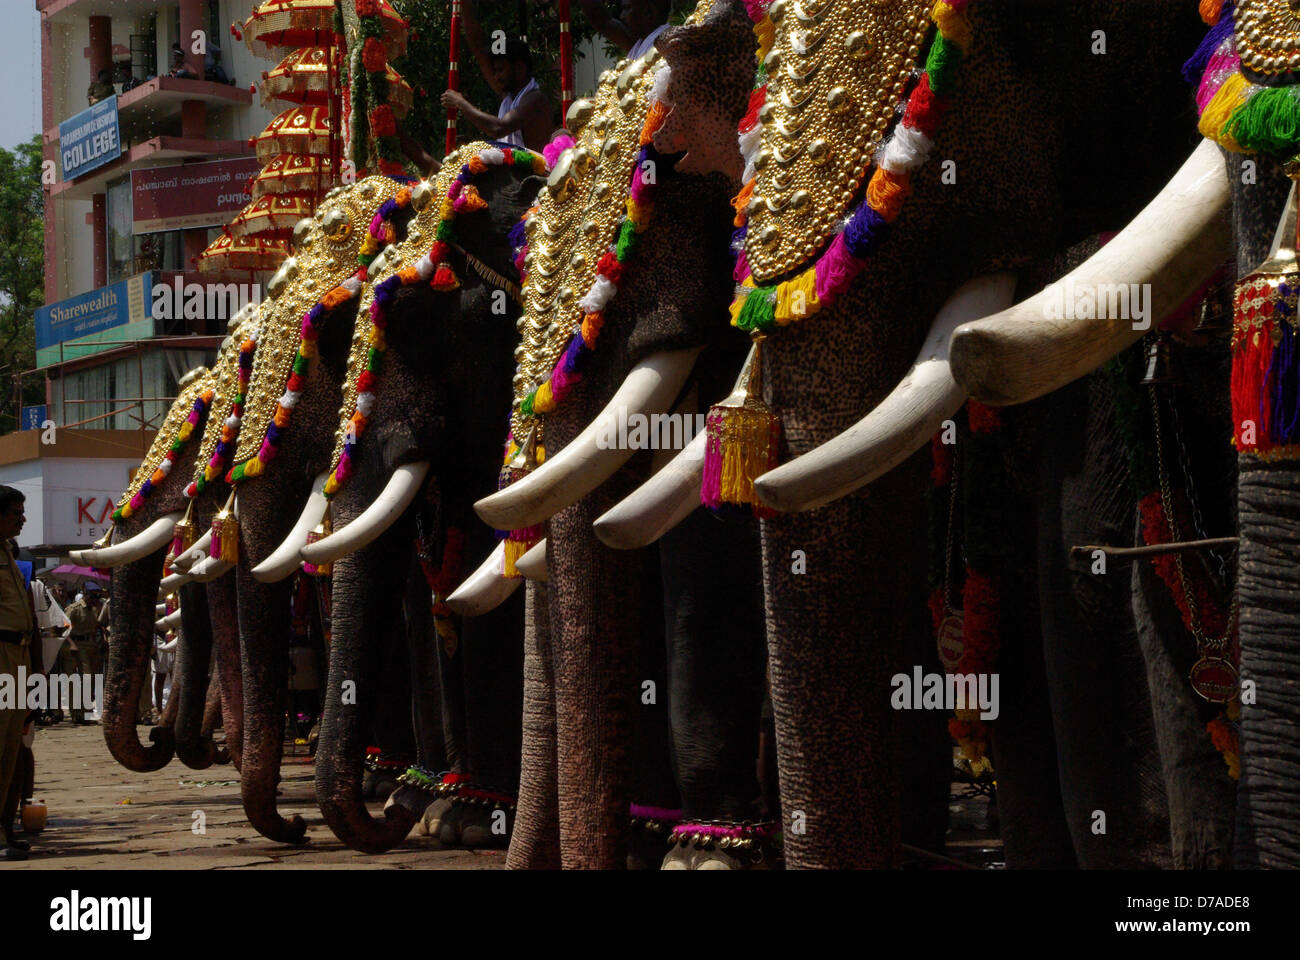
top-left (701, 336), bottom-right (779, 518)
top-left (209, 491), bottom-right (239, 563)
top-left (301, 505), bottom-right (333, 577)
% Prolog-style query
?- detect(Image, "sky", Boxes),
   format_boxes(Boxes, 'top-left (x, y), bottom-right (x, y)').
top-left (0, 3), bottom-right (43, 151)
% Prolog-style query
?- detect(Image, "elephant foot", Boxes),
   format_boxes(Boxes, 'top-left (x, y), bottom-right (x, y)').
top-left (627, 805), bottom-right (681, 871)
top-left (660, 822), bottom-right (783, 870)
top-left (434, 781), bottom-right (517, 849)
top-left (420, 798), bottom-right (454, 838)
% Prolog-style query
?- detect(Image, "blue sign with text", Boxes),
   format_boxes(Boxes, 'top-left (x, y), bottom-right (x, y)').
top-left (59, 96), bottom-right (121, 181)
top-left (34, 274), bottom-right (153, 350)
top-left (20, 406), bottom-right (47, 431)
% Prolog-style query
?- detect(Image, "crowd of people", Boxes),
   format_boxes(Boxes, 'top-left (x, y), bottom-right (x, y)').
top-left (86, 42), bottom-right (234, 107)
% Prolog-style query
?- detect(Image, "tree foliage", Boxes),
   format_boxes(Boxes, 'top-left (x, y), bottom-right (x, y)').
top-left (0, 135), bottom-right (45, 435)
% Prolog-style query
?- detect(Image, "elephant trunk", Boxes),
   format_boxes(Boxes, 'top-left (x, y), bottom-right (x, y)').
top-left (172, 581), bottom-right (216, 768)
top-left (103, 552), bottom-right (175, 771)
top-left (207, 574), bottom-right (243, 771)
top-left (314, 537), bottom-right (418, 853)
top-left (236, 569), bottom-right (307, 844)
top-left (200, 665), bottom-right (222, 738)
top-left (1234, 457), bottom-right (1300, 868)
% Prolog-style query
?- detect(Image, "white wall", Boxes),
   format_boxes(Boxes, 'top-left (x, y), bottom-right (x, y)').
top-left (0, 457), bottom-right (140, 549)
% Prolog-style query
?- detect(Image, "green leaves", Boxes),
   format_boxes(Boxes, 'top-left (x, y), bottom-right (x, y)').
top-left (0, 135), bottom-right (45, 433)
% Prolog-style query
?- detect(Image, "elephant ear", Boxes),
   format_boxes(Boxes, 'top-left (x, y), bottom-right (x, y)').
top-left (653, 0), bottom-right (756, 180)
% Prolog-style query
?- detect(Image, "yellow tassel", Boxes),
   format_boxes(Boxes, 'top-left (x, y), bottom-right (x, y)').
top-left (774, 268), bottom-right (820, 325)
top-left (168, 501), bottom-right (197, 572)
top-left (210, 491), bottom-right (239, 563)
top-left (502, 538), bottom-right (534, 578)
top-left (302, 504), bottom-right (333, 577)
top-left (1199, 73), bottom-right (1252, 151)
top-left (754, 16), bottom-right (775, 63)
top-left (702, 335), bottom-right (779, 517)
top-left (533, 381), bottom-right (556, 413)
top-left (242, 456), bottom-right (264, 478)
top-left (932, 2), bottom-right (972, 51)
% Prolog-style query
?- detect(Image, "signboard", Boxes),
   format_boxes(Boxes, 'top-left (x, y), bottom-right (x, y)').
top-left (59, 96), bottom-right (122, 181)
top-left (20, 406), bottom-right (47, 431)
top-left (35, 273), bottom-right (154, 355)
top-left (131, 157), bottom-right (261, 234)
top-left (0, 458), bottom-right (139, 549)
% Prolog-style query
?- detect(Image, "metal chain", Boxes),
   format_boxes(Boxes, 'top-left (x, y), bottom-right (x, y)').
top-left (1149, 385), bottom-right (1236, 652)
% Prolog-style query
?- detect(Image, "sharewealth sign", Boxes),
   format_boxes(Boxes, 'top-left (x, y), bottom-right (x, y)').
top-left (59, 97), bottom-right (122, 181)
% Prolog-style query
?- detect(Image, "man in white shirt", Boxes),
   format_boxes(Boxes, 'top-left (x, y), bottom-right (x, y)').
top-left (439, 0), bottom-right (553, 152)
top-left (578, 0), bottom-right (671, 59)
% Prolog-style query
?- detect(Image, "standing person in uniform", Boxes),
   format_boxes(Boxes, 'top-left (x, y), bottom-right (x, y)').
top-left (31, 579), bottom-right (67, 724)
top-left (577, 0), bottom-right (672, 58)
top-left (62, 591), bottom-right (102, 724)
top-left (0, 486), bottom-right (39, 861)
top-left (439, 0), bottom-right (553, 152)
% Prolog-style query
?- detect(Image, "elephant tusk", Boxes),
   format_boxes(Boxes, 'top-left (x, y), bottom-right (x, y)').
top-left (69, 513), bottom-right (181, 568)
top-left (157, 571), bottom-right (191, 599)
top-left (154, 609), bottom-right (183, 633)
top-left (755, 273), bottom-right (1018, 513)
top-left (251, 473), bottom-right (329, 582)
top-left (155, 603), bottom-right (167, 617)
top-left (592, 414), bottom-right (708, 550)
top-left (188, 554), bottom-right (234, 583)
top-left (514, 539), bottom-right (549, 582)
top-left (170, 529), bottom-right (212, 572)
top-left (445, 542), bottom-right (523, 616)
top-left (474, 348), bottom-right (703, 531)
top-left (298, 462), bottom-right (431, 565)
top-left (948, 138), bottom-right (1232, 407)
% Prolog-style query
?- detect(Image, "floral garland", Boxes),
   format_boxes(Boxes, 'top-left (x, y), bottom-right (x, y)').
top-left (926, 402), bottom-right (1005, 776)
top-left (495, 72), bottom-right (674, 574)
top-left (355, 0), bottom-right (407, 178)
top-left (187, 336), bottom-right (255, 498)
top-left (114, 388), bottom-right (214, 521)
top-left (728, 0), bottom-right (971, 335)
top-left (324, 145), bottom-right (548, 500)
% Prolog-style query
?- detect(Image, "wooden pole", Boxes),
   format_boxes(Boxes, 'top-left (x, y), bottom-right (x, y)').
top-left (447, 0), bottom-right (462, 156)
top-left (1069, 537), bottom-right (1238, 561)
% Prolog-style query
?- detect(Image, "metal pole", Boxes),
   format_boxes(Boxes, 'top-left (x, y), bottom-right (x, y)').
top-left (447, 0), bottom-right (462, 156)
top-left (558, 0), bottom-right (573, 119)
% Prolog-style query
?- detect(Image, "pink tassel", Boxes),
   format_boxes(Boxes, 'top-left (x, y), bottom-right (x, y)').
top-left (733, 249), bottom-right (752, 284)
top-left (814, 234), bottom-right (865, 305)
top-left (700, 408), bottom-right (724, 509)
top-left (543, 135), bottom-right (574, 168)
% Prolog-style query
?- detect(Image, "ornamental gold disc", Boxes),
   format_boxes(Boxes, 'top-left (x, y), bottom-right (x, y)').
top-left (744, 0), bottom-right (932, 283)
top-left (1236, 0), bottom-right (1300, 78)
top-left (233, 175), bottom-right (399, 470)
top-left (114, 368), bottom-right (215, 514)
top-left (509, 0), bottom-right (716, 440)
top-left (190, 316), bottom-right (259, 489)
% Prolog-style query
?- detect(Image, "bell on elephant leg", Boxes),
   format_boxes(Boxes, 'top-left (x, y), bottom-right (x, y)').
top-left (1191, 297), bottom-right (1233, 337)
top-left (1139, 332), bottom-right (1180, 387)
top-left (301, 505), bottom-right (333, 577)
top-left (209, 491), bottom-right (239, 563)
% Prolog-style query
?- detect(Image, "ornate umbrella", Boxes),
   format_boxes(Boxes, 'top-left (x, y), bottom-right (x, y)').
top-left (248, 153), bottom-right (335, 198)
top-left (261, 47), bottom-right (411, 116)
top-left (197, 232), bottom-right (291, 275)
top-left (240, 0), bottom-right (338, 59)
top-left (254, 105), bottom-right (333, 162)
top-left (229, 193), bottom-right (315, 239)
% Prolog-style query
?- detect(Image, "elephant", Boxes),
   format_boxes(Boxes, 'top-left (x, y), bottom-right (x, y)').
top-left (278, 143), bottom-right (547, 853)
top-left (476, 0), bottom-right (1226, 868)
top-left (952, 4), bottom-right (1300, 868)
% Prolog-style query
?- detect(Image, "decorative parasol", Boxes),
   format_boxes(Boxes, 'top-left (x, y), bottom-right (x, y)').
top-left (261, 47), bottom-right (412, 116)
top-left (197, 232), bottom-right (292, 275)
top-left (240, 0), bottom-right (340, 59)
top-left (248, 153), bottom-right (336, 198)
top-left (254, 105), bottom-right (334, 162)
top-left (229, 193), bottom-right (315, 239)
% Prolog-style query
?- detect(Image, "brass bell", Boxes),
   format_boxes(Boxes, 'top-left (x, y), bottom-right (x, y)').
top-left (1140, 331), bottom-right (1179, 387)
top-left (1191, 297), bottom-right (1232, 337)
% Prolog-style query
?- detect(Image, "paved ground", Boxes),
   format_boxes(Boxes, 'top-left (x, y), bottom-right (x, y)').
top-left (6, 721), bottom-right (501, 869)
top-left (7, 722), bottom-right (1000, 869)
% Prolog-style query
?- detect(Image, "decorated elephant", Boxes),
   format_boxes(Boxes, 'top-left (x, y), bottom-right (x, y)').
top-left (473, 0), bottom-right (1237, 869)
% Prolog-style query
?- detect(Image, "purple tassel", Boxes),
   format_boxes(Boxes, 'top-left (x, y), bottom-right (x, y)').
top-left (1269, 320), bottom-right (1300, 444)
top-left (842, 204), bottom-right (888, 259)
top-left (1182, 4), bottom-right (1235, 83)
top-left (507, 218), bottom-right (527, 251)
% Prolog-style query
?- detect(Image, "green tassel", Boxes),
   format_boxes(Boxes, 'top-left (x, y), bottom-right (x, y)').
top-left (1222, 86), bottom-right (1300, 155)
top-left (735, 285), bottom-right (777, 334)
top-left (615, 219), bottom-right (639, 260)
top-left (521, 391), bottom-right (536, 418)
top-left (926, 33), bottom-right (962, 96)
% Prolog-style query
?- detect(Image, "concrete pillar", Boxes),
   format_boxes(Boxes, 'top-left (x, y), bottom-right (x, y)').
top-left (181, 100), bottom-right (206, 138)
top-left (42, 12), bottom-right (57, 305)
top-left (92, 194), bottom-right (107, 289)
top-left (179, 0), bottom-right (205, 80)
top-left (88, 16), bottom-right (112, 85)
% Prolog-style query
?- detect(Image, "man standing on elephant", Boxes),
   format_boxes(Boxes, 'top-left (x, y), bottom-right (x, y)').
top-left (0, 486), bottom-right (37, 861)
top-left (577, 0), bottom-right (671, 59)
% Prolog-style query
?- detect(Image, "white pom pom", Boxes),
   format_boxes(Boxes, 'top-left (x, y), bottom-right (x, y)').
top-left (158, 459), bottom-right (172, 475)
top-left (356, 392), bottom-right (375, 417)
top-left (579, 274), bottom-right (618, 313)
top-left (415, 255), bottom-right (435, 280)
top-left (649, 64), bottom-right (673, 107)
top-left (877, 125), bottom-right (932, 174)
top-left (278, 391), bottom-right (299, 409)
top-left (480, 147), bottom-right (505, 166)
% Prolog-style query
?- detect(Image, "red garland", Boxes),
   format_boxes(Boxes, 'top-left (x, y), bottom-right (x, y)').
top-left (957, 570), bottom-right (999, 676)
top-left (369, 104), bottom-right (397, 138)
top-left (355, 0), bottom-right (380, 16)
top-left (1137, 490), bottom-right (1229, 637)
top-left (362, 36), bottom-right (387, 73)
